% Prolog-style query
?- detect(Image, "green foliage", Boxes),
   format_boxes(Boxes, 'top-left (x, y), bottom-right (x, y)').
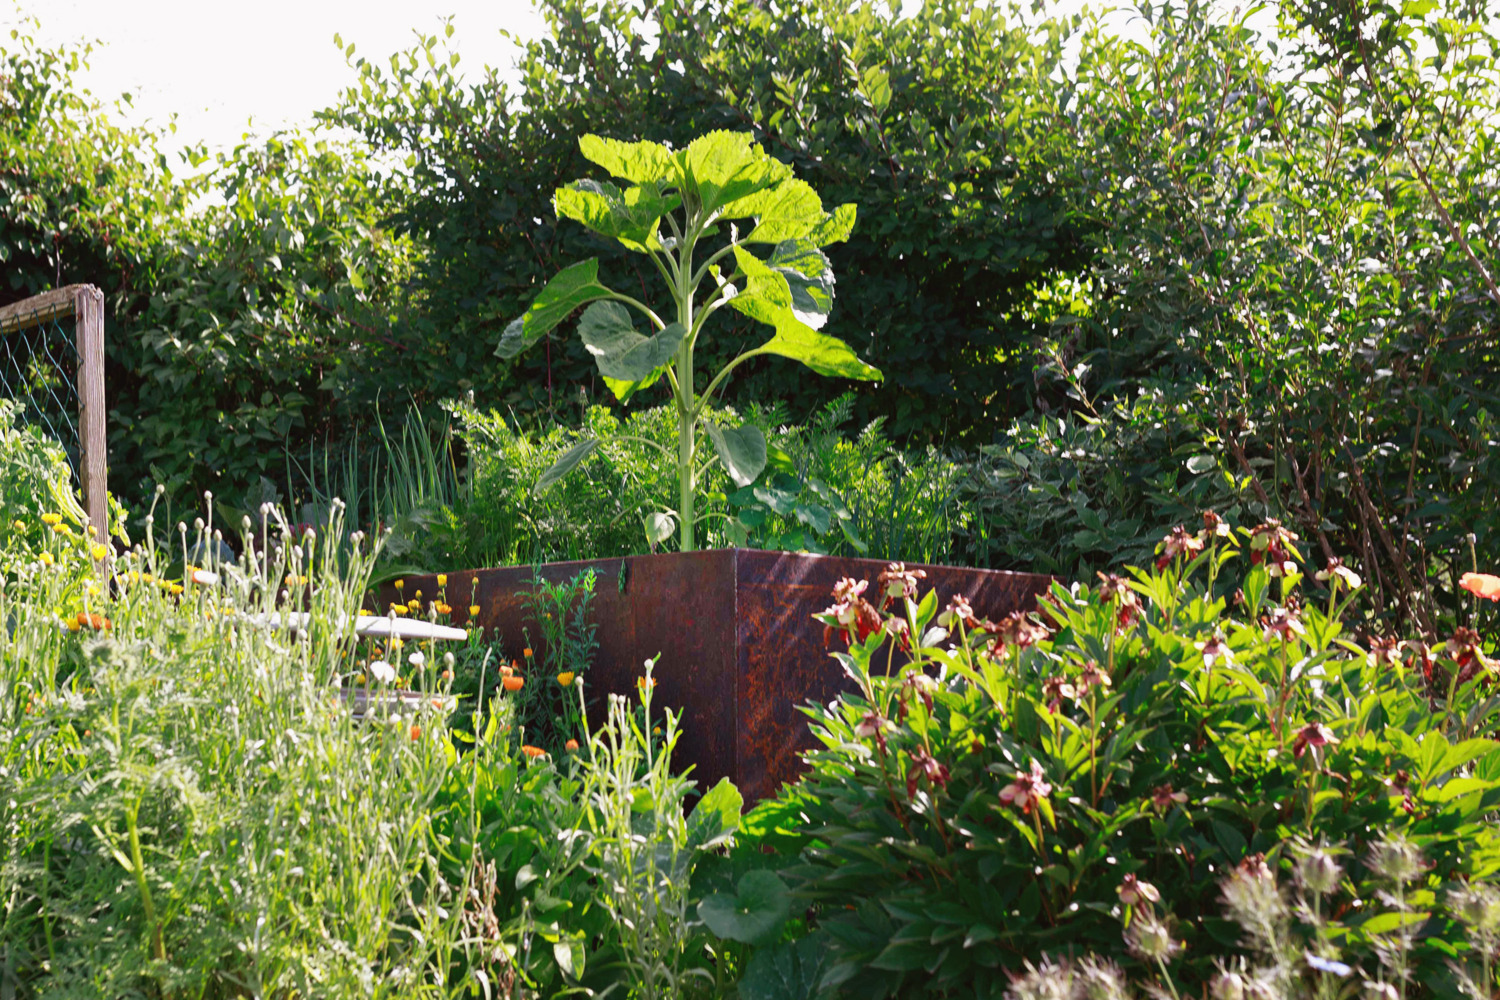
top-left (0, 503), bottom-right (471, 995)
top-left (1034, 0), bottom-right (1500, 633)
top-left (325, 0), bottom-right (1093, 444)
top-left (450, 397), bottom-right (965, 566)
top-left (431, 668), bottom-right (748, 997)
top-left (502, 129), bottom-right (881, 551)
top-left (746, 524), bottom-right (1500, 997)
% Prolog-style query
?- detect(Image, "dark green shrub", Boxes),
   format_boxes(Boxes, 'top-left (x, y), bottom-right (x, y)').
top-left (744, 521), bottom-right (1500, 998)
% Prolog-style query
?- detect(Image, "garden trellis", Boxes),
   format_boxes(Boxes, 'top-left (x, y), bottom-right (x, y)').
top-left (0, 284), bottom-right (108, 539)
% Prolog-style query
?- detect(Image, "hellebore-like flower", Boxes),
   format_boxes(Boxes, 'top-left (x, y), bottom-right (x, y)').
top-left (1096, 572), bottom-right (1142, 629)
top-left (906, 746), bottom-right (951, 798)
top-left (1042, 675), bottom-right (1078, 712)
top-left (853, 710), bottom-right (894, 741)
top-left (1315, 557), bottom-right (1363, 592)
top-left (937, 594), bottom-right (979, 631)
top-left (876, 562), bottom-right (927, 607)
top-left (1366, 635), bottom-right (1403, 668)
top-left (1248, 519), bottom-right (1301, 576)
top-left (1000, 759), bottom-right (1052, 815)
top-left (1117, 873), bottom-right (1161, 906)
top-left (1196, 633), bottom-right (1233, 669)
top-left (1261, 606), bottom-right (1305, 642)
top-left (1292, 722), bottom-right (1337, 758)
top-left (995, 611), bottom-right (1050, 650)
top-left (1077, 661), bottom-right (1111, 695)
top-left (1156, 525), bottom-right (1205, 570)
top-left (1151, 783), bottom-right (1188, 812)
top-left (1202, 510), bottom-right (1231, 538)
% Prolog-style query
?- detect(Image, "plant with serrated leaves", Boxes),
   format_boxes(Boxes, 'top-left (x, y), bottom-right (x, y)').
top-left (495, 130), bottom-right (882, 551)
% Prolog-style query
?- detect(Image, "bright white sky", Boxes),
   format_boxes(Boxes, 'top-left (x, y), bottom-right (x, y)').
top-left (10, 0), bottom-right (549, 155)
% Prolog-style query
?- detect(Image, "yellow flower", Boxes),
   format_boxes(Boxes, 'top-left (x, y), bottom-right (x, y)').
top-left (390, 638), bottom-right (404, 650)
top-left (395, 579), bottom-right (405, 591)
top-left (359, 609), bottom-right (373, 616)
top-left (39, 552), bottom-right (54, 566)
top-left (41, 513), bottom-right (61, 526)
top-left (390, 604), bottom-right (409, 617)
top-left (557, 671), bottom-right (575, 687)
top-left (414, 589), bottom-right (423, 600)
top-left (52, 523), bottom-right (72, 536)
top-left (65, 617), bottom-right (81, 632)
top-left (437, 574), bottom-right (448, 587)
top-left (170, 584), bottom-right (184, 595)
top-left (468, 605), bottom-right (480, 617)
top-left (90, 543), bottom-right (108, 561)
top-left (11, 519), bottom-right (23, 532)
top-left (407, 598), bottom-right (420, 611)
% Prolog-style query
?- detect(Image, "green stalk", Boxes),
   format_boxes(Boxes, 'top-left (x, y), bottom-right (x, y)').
top-left (127, 801), bottom-right (166, 964)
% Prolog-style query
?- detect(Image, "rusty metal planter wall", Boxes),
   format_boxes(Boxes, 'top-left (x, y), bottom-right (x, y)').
top-left (390, 550), bottom-right (1051, 802)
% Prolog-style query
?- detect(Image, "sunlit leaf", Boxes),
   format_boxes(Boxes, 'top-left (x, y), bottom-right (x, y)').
top-left (495, 259), bottom-right (611, 359)
top-left (578, 134), bottom-right (673, 184)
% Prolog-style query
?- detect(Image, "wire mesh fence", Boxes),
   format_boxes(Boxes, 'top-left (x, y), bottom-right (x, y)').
top-left (0, 286), bottom-right (108, 537)
top-left (0, 303), bottom-right (83, 477)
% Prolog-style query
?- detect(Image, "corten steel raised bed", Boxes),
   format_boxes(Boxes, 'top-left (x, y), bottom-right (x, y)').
top-left (389, 550), bottom-right (1051, 802)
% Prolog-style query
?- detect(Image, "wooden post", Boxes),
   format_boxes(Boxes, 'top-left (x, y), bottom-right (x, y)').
top-left (0, 284), bottom-right (108, 541)
top-left (73, 286), bottom-right (107, 542)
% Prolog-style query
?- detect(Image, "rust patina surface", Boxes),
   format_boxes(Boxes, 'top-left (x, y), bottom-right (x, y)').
top-left (386, 551), bottom-right (1051, 801)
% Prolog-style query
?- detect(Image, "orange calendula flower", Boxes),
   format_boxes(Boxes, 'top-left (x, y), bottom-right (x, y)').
top-left (637, 676), bottom-right (656, 692)
top-left (523, 647), bottom-right (534, 658)
top-left (1460, 572), bottom-right (1500, 601)
top-left (502, 675), bottom-right (525, 692)
top-left (76, 612), bottom-right (111, 631)
top-left (410, 724), bottom-right (422, 741)
top-left (522, 745), bottom-right (546, 758)
top-left (557, 672), bottom-right (575, 687)
top-left (565, 739), bottom-right (580, 752)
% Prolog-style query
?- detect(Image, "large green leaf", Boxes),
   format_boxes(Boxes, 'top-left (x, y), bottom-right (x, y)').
top-left (553, 179), bottom-right (678, 252)
top-left (578, 134), bottom-right (673, 184)
top-left (674, 131), bottom-right (788, 215)
top-left (533, 437), bottom-right (600, 495)
top-left (686, 777), bottom-right (744, 851)
top-left (768, 240), bottom-right (835, 329)
top-left (705, 421), bottom-right (767, 488)
top-left (739, 179), bottom-right (826, 243)
top-left (697, 870), bottom-right (792, 945)
top-left (807, 203), bottom-right (857, 246)
top-left (733, 245), bottom-right (793, 310)
top-left (738, 933), bottom-right (836, 1000)
top-left (495, 259), bottom-right (612, 359)
top-left (730, 293), bottom-right (882, 381)
top-left (578, 301), bottom-right (686, 386)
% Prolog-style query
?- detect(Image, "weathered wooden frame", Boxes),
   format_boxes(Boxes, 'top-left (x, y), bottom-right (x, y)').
top-left (0, 285), bottom-right (108, 541)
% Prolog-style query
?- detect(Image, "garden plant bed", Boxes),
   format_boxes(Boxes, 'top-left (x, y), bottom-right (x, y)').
top-left (393, 549), bottom-right (1052, 800)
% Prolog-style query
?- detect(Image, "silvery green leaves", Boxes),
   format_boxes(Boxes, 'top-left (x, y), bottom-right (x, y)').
top-left (578, 302), bottom-right (685, 401)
